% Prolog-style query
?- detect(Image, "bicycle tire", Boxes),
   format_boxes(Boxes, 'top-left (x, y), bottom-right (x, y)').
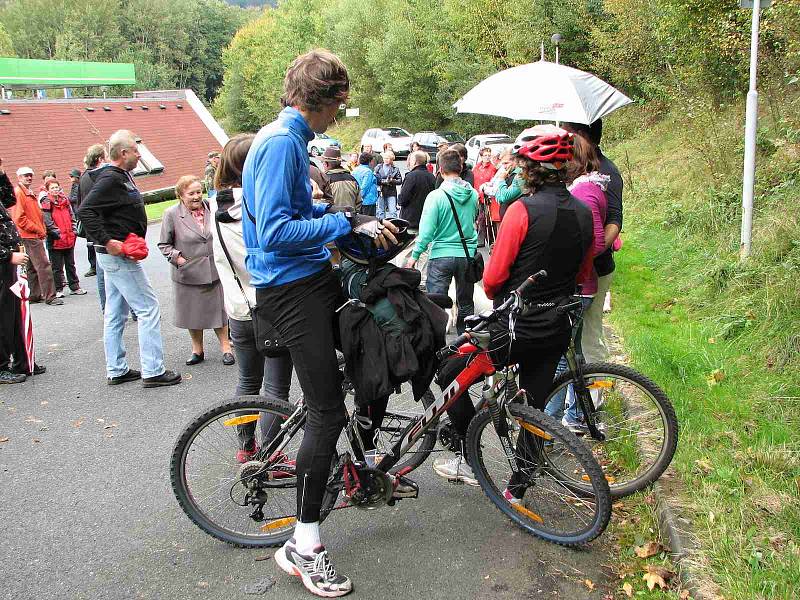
top-left (171, 396), bottom-right (307, 548)
top-left (547, 362), bottom-right (678, 498)
top-left (466, 404), bottom-right (612, 546)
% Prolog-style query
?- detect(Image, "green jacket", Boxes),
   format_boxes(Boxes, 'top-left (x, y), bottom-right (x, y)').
top-left (412, 178), bottom-right (478, 260)
top-left (495, 167), bottom-right (523, 204)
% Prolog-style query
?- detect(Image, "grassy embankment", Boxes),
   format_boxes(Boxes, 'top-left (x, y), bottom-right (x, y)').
top-left (145, 199), bottom-right (177, 222)
top-left (604, 94), bottom-right (800, 598)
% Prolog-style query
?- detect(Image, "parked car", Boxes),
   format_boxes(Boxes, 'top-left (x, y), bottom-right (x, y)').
top-left (410, 131), bottom-right (466, 161)
top-left (307, 133), bottom-right (340, 157)
top-left (465, 133), bottom-right (514, 163)
top-left (360, 127), bottom-right (413, 157)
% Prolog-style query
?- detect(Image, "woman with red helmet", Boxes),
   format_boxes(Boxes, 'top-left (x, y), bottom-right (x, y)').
top-left (431, 125), bottom-right (596, 489)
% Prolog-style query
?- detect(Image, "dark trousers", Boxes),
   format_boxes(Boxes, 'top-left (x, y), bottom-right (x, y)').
top-left (360, 204), bottom-right (376, 216)
top-left (228, 316), bottom-right (293, 449)
top-left (256, 267), bottom-right (347, 523)
top-left (426, 256), bottom-right (475, 334)
top-left (49, 245), bottom-right (80, 291)
top-left (21, 238), bottom-right (55, 302)
top-left (447, 340), bottom-right (565, 439)
top-left (0, 264), bottom-right (29, 373)
top-left (87, 244), bottom-right (96, 270)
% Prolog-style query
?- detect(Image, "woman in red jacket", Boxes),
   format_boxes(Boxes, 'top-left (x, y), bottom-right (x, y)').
top-left (41, 179), bottom-right (86, 297)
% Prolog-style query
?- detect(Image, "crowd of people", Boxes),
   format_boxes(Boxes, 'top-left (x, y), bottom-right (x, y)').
top-left (0, 47), bottom-right (623, 599)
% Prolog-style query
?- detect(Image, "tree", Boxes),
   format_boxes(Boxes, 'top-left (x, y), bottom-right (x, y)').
top-left (0, 22), bottom-right (14, 56)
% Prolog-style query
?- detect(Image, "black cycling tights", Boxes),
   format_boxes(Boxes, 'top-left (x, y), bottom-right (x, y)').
top-left (256, 267), bottom-right (347, 523)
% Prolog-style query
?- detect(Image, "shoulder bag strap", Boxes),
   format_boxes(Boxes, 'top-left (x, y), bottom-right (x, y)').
top-left (213, 216), bottom-right (253, 314)
top-left (442, 190), bottom-right (472, 260)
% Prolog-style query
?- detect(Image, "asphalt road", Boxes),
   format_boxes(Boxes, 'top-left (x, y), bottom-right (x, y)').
top-left (0, 224), bottom-right (611, 600)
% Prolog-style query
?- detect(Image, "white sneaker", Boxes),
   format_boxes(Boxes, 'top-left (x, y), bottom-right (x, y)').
top-left (503, 487), bottom-right (523, 505)
top-left (433, 455), bottom-right (479, 486)
top-left (274, 538), bottom-right (353, 597)
top-left (55, 291), bottom-right (64, 299)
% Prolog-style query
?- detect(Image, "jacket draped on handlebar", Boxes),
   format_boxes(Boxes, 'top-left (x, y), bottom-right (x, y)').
top-left (338, 262), bottom-right (448, 406)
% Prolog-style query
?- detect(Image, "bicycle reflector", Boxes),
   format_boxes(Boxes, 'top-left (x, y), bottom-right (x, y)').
top-left (223, 414), bottom-right (261, 427)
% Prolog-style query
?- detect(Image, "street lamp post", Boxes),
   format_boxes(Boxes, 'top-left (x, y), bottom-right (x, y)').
top-left (739, 0), bottom-right (771, 259)
top-left (551, 33), bottom-right (562, 65)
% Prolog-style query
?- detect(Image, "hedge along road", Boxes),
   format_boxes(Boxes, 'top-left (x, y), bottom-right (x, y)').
top-left (0, 227), bottom-right (611, 600)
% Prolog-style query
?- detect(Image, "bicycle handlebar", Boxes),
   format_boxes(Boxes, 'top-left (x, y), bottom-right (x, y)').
top-left (434, 270), bottom-right (548, 361)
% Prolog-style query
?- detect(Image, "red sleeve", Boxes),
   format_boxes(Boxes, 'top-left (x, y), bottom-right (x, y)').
top-left (483, 200), bottom-right (528, 299)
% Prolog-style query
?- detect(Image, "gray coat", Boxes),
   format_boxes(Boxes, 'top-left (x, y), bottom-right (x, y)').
top-left (158, 201), bottom-right (220, 285)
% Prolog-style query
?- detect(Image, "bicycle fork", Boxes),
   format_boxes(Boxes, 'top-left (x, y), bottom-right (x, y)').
top-left (565, 347), bottom-right (606, 441)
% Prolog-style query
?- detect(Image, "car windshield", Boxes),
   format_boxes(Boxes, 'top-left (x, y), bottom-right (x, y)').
top-left (386, 128), bottom-right (410, 138)
top-left (437, 131), bottom-right (465, 143)
top-left (417, 134), bottom-right (438, 145)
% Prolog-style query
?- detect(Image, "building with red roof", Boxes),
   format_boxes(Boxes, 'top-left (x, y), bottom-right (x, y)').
top-left (0, 89), bottom-right (228, 197)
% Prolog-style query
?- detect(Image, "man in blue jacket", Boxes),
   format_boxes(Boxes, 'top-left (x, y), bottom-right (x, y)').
top-left (242, 49), bottom-right (396, 598)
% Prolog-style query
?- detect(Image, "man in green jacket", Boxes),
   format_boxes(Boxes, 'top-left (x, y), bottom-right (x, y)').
top-left (405, 149), bottom-right (478, 335)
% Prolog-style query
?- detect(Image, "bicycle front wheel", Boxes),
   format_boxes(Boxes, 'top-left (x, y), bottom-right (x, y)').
top-left (466, 404), bottom-right (612, 546)
top-left (546, 362), bottom-right (679, 498)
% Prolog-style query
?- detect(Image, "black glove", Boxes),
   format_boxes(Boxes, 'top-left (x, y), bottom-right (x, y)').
top-left (348, 214), bottom-right (385, 239)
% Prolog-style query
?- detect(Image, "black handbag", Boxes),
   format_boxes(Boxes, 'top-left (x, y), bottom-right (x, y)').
top-left (443, 190), bottom-right (484, 284)
top-left (215, 205), bottom-right (288, 358)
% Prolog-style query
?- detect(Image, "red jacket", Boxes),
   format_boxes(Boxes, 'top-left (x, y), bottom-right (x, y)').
top-left (41, 191), bottom-right (77, 250)
top-left (472, 161), bottom-right (497, 203)
top-left (11, 185), bottom-right (46, 239)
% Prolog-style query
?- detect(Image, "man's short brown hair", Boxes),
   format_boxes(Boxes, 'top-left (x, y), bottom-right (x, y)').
top-left (84, 144), bottom-right (106, 169)
top-left (281, 49), bottom-right (349, 112)
top-left (438, 149), bottom-right (462, 176)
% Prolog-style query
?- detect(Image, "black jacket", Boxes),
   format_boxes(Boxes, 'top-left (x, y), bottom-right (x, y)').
top-left (0, 201), bottom-right (22, 265)
top-left (339, 264), bottom-right (448, 405)
top-left (398, 165), bottom-right (435, 228)
top-left (0, 172), bottom-right (15, 209)
top-left (593, 151), bottom-right (623, 277)
top-left (79, 166), bottom-right (146, 246)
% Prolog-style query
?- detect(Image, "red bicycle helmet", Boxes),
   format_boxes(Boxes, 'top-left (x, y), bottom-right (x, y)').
top-left (514, 125), bottom-right (574, 169)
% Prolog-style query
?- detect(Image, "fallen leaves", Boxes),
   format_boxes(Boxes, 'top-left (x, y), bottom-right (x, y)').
top-left (642, 565), bottom-right (675, 591)
top-left (706, 368), bottom-right (725, 387)
top-left (0, 436), bottom-right (9, 443)
top-left (634, 541), bottom-right (663, 559)
top-left (693, 458), bottom-right (714, 475)
top-left (254, 554), bottom-right (272, 562)
top-left (583, 578), bottom-right (595, 591)
top-left (622, 581), bottom-right (633, 597)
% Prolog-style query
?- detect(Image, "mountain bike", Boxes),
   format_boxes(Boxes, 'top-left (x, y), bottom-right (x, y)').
top-left (170, 271), bottom-right (612, 548)
top-left (538, 300), bottom-right (679, 498)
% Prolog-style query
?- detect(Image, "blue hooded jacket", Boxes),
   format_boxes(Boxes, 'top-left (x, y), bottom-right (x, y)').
top-left (242, 107), bottom-right (351, 287)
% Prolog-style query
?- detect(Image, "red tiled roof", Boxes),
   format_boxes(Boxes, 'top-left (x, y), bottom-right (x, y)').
top-left (0, 97), bottom-right (223, 194)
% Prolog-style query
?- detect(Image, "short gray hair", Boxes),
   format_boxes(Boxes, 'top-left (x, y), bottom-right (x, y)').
top-left (409, 150), bottom-right (428, 168)
top-left (108, 130), bottom-right (137, 160)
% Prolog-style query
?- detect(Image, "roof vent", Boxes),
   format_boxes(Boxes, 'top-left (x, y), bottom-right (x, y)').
top-left (124, 105), bottom-right (133, 111)
top-left (141, 105), bottom-right (149, 110)
top-left (0, 109), bottom-right (10, 115)
top-left (85, 107), bottom-right (95, 112)
top-left (176, 103), bottom-right (183, 109)
top-left (159, 104), bottom-right (166, 110)
top-left (103, 106), bottom-right (111, 111)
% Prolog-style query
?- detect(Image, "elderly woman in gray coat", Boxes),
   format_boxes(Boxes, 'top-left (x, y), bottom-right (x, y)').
top-left (158, 175), bottom-right (233, 366)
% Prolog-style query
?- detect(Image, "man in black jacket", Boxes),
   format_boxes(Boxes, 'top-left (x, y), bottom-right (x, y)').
top-left (398, 151), bottom-right (435, 230)
top-left (435, 143), bottom-right (474, 189)
top-left (79, 130), bottom-right (181, 388)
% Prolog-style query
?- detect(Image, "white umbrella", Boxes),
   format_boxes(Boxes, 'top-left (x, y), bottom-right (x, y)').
top-left (454, 60), bottom-right (632, 125)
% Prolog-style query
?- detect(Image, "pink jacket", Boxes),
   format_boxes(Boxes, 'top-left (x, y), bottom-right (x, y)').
top-left (569, 173), bottom-right (609, 296)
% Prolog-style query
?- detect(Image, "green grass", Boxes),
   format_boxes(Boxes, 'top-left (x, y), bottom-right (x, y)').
top-left (145, 199), bottom-right (178, 221)
top-left (604, 95), bottom-right (800, 599)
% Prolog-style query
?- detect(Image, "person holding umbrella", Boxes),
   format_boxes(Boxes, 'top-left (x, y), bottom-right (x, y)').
top-left (0, 173), bottom-right (44, 383)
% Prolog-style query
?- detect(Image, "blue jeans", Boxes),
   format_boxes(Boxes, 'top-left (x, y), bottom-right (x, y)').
top-left (426, 256), bottom-right (474, 334)
top-left (377, 195), bottom-right (397, 220)
top-left (544, 296), bottom-right (593, 421)
top-left (96, 253), bottom-right (165, 379)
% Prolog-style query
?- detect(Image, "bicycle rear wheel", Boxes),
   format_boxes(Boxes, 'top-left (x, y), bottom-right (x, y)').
top-left (546, 362), bottom-right (678, 498)
top-left (171, 397), bottom-right (303, 548)
top-left (466, 404), bottom-right (611, 546)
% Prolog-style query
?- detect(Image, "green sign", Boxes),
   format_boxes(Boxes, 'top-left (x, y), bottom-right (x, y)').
top-left (0, 58), bottom-right (136, 88)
